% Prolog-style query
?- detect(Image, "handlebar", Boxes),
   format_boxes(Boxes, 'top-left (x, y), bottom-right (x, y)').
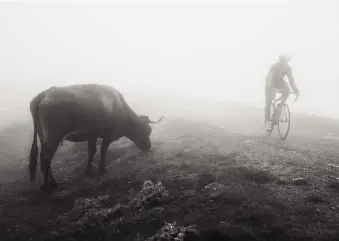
top-left (290, 91), bottom-right (299, 101)
top-left (272, 89), bottom-right (299, 102)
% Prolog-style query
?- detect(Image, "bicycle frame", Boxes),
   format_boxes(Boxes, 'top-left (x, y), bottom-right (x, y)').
top-left (271, 89), bottom-right (297, 103)
top-left (270, 89), bottom-right (296, 118)
top-left (270, 90), bottom-right (283, 123)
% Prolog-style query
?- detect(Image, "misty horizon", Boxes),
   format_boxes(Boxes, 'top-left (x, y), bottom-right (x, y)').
top-left (1, 1), bottom-right (339, 124)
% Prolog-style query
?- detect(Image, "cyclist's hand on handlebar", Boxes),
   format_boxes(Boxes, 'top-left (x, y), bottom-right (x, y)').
top-left (294, 89), bottom-right (300, 101)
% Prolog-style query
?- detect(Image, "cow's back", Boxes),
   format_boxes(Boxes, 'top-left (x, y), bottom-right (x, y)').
top-left (38, 84), bottom-right (126, 139)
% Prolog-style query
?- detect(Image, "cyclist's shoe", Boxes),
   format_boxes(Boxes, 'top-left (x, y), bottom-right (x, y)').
top-left (264, 121), bottom-right (272, 132)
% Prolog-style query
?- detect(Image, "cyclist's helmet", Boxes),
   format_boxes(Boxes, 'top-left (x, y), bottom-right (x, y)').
top-left (279, 54), bottom-right (290, 63)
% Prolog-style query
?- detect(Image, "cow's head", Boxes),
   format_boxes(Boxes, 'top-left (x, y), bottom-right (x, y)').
top-left (129, 115), bottom-right (163, 152)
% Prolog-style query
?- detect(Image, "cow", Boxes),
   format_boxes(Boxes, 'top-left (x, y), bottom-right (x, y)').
top-left (29, 84), bottom-right (163, 192)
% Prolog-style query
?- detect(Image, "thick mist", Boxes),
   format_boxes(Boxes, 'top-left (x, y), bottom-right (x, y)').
top-left (0, 1), bottom-right (339, 126)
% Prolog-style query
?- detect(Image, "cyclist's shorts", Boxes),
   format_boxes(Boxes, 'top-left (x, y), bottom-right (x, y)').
top-left (271, 78), bottom-right (286, 90)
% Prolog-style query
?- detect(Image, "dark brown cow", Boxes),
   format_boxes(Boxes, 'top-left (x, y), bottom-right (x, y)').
top-left (29, 84), bottom-right (163, 192)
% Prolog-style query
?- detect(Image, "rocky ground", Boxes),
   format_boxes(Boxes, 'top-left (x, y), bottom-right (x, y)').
top-left (0, 118), bottom-right (339, 241)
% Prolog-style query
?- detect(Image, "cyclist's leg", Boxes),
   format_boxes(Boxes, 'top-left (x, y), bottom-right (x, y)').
top-left (264, 86), bottom-right (273, 123)
top-left (279, 80), bottom-right (290, 103)
top-left (264, 86), bottom-right (274, 131)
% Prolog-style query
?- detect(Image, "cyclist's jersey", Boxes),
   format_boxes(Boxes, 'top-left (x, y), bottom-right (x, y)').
top-left (265, 62), bottom-right (293, 89)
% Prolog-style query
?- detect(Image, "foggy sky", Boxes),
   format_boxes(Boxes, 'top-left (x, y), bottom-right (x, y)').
top-left (0, 1), bottom-right (339, 123)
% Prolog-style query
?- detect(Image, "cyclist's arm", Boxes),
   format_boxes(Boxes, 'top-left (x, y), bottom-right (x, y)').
top-left (286, 66), bottom-right (299, 93)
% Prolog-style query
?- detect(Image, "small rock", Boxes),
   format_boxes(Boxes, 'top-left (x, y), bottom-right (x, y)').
top-left (51, 231), bottom-right (59, 237)
top-left (204, 182), bottom-right (226, 198)
top-left (244, 140), bottom-right (254, 143)
top-left (220, 221), bottom-right (230, 227)
top-left (293, 177), bottom-right (304, 181)
top-left (205, 182), bottom-right (226, 190)
top-left (148, 207), bottom-right (165, 216)
top-left (292, 178), bottom-right (308, 185)
top-left (182, 189), bottom-right (196, 197)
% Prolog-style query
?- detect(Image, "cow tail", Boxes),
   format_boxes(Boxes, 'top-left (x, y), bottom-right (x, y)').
top-left (28, 95), bottom-right (41, 182)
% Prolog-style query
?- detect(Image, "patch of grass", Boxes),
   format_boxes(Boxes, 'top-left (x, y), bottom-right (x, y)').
top-left (285, 159), bottom-right (297, 166)
top-left (293, 205), bottom-right (316, 216)
top-left (327, 181), bottom-right (339, 190)
top-left (305, 194), bottom-right (330, 204)
top-left (195, 172), bottom-right (216, 189)
top-left (216, 167), bottom-right (275, 185)
top-left (242, 168), bottom-right (275, 184)
top-left (2, 120), bottom-right (339, 241)
top-left (291, 178), bottom-right (309, 186)
top-left (233, 208), bottom-right (269, 226)
top-left (264, 199), bottom-right (288, 211)
top-left (275, 178), bottom-right (289, 185)
top-left (174, 152), bottom-right (184, 158)
top-left (206, 154), bottom-right (235, 166)
top-left (211, 192), bottom-right (247, 205)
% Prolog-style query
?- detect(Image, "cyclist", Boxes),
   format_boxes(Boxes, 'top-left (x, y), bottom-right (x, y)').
top-left (264, 55), bottom-right (300, 131)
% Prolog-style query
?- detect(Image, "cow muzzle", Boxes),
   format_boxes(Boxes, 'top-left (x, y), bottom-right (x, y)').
top-left (139, 141), bottom-right (151, 152)
top-left (141, 145), bottom-right (151, 152)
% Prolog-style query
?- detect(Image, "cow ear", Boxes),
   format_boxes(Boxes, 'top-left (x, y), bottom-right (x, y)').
top-left (139, 115), bottom-right (150, 122)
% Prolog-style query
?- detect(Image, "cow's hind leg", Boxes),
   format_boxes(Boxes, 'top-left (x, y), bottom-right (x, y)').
top-left (49, 166), bottom-right (57, 186)
top-left (98, 138), bottom-right (110, 176)
top-left (40, 141), bottom-right (60, 192)
top-left (84, 138), bottom-right (97, 178)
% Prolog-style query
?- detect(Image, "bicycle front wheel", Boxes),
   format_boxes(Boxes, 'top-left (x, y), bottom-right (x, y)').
top-left (277, 103), bottom-right (291, 140)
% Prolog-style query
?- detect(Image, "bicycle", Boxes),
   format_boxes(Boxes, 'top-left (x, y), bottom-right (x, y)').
top-left (266, 89), bottom-right (298, 140)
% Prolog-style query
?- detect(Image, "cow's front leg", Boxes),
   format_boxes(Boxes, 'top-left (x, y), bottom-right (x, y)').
top-left (84, 138), bottom-right (97, 178)
top-left (98, 138), bottom-right (111, 176)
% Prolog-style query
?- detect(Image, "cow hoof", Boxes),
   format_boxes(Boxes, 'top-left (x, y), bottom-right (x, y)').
top-left (84, 169), bottom-right (94, 178)
top-left (40, 184), bottom-right (50, 193)
top-left (28, 180), bottom-right (38, 191)
top-left (98, 167), bottom-right (107, 176)
top-left (50, 182), bottom-right (58, 191)
top-left (29, 176), bottom-right (36, 183)
top-left (40, 183), bottom-right (58, 193)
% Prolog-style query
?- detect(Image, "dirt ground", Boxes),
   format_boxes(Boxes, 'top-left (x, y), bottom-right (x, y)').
top-left (0, 117), bottom-right (339, 241)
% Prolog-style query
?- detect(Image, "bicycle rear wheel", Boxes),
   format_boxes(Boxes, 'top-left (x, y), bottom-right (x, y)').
top-left (278, 103), bottom-right (291, 140)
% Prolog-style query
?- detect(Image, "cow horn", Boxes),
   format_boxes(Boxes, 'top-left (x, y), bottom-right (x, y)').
top-left (148, 116), bottom-right (163, 124)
